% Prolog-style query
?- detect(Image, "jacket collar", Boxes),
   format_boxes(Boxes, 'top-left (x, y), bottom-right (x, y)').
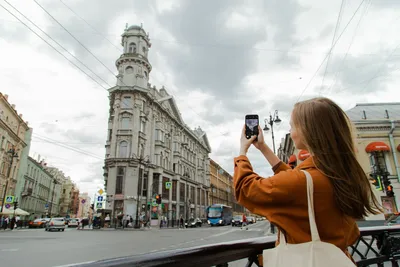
top-left (296, 156), bottom-right (315, 170)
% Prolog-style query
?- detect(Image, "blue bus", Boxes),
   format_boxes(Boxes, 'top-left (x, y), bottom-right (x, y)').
top-left (206, 204), bottom-right (233, 226)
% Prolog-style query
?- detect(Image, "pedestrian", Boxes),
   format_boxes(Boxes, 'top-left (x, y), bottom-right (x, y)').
top-left (234, 97), bottom-right (382, 264)
top-left (241, 214), bottom-right (248, 230)
top-left (179, 215), bottom-right (184, 229)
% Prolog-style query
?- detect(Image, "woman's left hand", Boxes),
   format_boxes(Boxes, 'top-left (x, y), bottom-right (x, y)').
top-left (240, 125), bottom-right (257, 155)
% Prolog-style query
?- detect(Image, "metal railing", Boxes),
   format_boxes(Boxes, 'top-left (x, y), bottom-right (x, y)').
top-left (73, 225), bottom-right (400, 267)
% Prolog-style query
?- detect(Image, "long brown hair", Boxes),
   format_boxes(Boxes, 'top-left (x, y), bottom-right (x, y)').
top-left (292, 97), bottom-right (382, 219)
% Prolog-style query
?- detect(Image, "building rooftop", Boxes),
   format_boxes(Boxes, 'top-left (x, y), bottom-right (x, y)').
top-left (346, 102), bottom-right (400, 121)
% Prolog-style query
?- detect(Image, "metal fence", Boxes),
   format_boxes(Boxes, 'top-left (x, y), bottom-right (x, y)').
top-left (75, 225), bottom-right (400, 267)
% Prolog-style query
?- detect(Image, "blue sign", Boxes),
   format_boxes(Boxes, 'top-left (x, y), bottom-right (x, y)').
top-left (5, 204), bottom-right (10, 209)
top-left (97, 196), bottom-right (103, 202)
top-left (96, 203), bottom-right (102, 209)
top-left (45, 203), bottom-right (49, 208)
top-left (5, 196), bottom-right (14, 203)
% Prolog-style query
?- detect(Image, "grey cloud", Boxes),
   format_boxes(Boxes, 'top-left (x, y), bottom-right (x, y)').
top-left (319, 53), bottom-right (400, 94)
top-left (64, 128), bottom-right (104, 144)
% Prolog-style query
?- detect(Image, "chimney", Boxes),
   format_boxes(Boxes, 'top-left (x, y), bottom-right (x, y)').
top-left (38, 155), bottom-right (41, 162)
top-left (11, 104), bottom-right (16, 109)
top-left (4, 94), bottom-right (8, 100)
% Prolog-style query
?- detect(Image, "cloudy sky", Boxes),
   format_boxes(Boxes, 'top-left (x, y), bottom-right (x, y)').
top-left (1, 0), bottom-right (400, 199)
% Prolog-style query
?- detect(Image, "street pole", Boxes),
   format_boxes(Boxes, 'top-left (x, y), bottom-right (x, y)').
top-left (263, 110), bottom-right (282, 234)
top-left (1, 148), bottom-right (18, 213)
top-left (48, 180), bottom-right (57, 217)
top-left (133, 156), bottom-right (150, 229)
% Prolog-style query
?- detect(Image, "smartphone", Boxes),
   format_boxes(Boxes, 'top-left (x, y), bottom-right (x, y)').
top-left (245, 114), bottom-right (259, 139)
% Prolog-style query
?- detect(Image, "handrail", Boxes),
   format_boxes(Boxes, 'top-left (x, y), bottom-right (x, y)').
top-left (75, 225), bottom-right (400, 267)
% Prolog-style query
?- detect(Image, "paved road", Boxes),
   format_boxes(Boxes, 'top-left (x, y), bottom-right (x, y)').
top-left (0, 222), bottom-right (394, 267)
top-left (0, 222), bottom-right (269, 267)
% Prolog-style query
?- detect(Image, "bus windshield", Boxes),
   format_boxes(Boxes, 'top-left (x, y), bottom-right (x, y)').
top-left (207, 207), bottom-right (222, 218)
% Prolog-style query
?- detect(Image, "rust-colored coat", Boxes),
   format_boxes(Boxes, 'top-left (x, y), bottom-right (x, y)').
top-left (234, 155), bottom-right (360, 260)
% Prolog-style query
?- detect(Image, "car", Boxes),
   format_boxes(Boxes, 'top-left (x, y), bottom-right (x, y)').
top-left (232, 215), bottom-right (242, 227)
top-left (45, 217), bottom-right (66, 232)
top-left (247, 216), bottom-right (256, 224)
top-left (29, 218), bottom-right (49, 228)
top-left (185, 218), bottom-right (202, 228)
top-left (68, 218), bottom-right (79, 228)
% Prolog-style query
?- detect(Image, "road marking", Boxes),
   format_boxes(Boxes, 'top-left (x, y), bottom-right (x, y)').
top-left (1, 248), bottom-right (19, 252)
top-left (54, 260), bottom-right (96, 267)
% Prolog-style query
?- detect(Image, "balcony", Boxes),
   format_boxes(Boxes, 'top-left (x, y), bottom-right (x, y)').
top-left (117, 129), bottom-right (132, 135)
top-left (155, 140), bottom-right (164, 147)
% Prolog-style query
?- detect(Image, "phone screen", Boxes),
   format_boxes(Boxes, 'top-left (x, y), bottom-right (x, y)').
top-left (245, 115), bottom-right (259, 139)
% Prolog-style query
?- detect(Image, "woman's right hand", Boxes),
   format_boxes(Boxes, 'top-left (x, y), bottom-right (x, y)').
top-left (252, 125), bottom-right (268, 151)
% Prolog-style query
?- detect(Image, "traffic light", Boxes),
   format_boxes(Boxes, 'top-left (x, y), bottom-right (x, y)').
top-left (155, 194), bottom-right (162, 204)
top-left (13, 201), bottom-right (18, 209)
top-left (387, 185), bottom-right (395, 197)
top-left (370, 174), bottom-right (382, 191)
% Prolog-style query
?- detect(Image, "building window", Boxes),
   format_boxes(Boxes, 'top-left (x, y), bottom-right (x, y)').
top-left (119, 141), bottom-right (128, 158)
top-left (128, 42), bottom-right (136, 53)
top-left (369, 152), bottom-right (388, 174)
top-left (153, 174), bottom-right (160, 194)
top-left (172, 180), bottom-right (177, 201)
top-left (144, 71), bottom-right (148, 78)
top-left (125, 66), bottom-right (134, 74)
top-left (121, 96), bottom-right (133, 109)
top-left (180, 183), bottom-right (185, 202)
top-left (115, 167), bottom-right (125, 194)
top-left (162, 177), bottom-right (169, 198)
top-left (107, 129), bottom-right (112, 142)
top-left (121, 117), bottom-right (129, 129)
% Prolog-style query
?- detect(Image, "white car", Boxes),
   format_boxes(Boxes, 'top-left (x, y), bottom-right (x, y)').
top-left (45, 217), bottom-right (66, 231)
top-left (68, 218), bottom-right (79, 228)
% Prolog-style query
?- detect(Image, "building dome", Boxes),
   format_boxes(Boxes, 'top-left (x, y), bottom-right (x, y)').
top-left (126, 24), bottom-right (146, 33)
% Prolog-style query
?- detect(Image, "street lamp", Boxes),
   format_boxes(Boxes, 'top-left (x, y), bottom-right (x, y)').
top-left (263, 110), bottom-right (282, 154)
top-left (263, 110), bottom-right (281, 235)
top-left (48, 179), bottom-right (58, 217)
top-left (132, 154), bottom-right (151, 229)
top-left (1, 147), bottom-right (18, 213)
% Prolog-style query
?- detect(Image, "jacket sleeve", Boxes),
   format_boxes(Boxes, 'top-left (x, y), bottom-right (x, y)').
top-left (233, 155), bottom-right (299, 217)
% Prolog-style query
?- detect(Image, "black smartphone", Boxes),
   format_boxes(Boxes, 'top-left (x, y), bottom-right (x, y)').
top-left (245, 114), bottom-right (259, 139)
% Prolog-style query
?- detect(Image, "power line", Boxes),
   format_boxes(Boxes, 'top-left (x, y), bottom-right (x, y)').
top-left (326, 0), bottom-right (370, 96)
top-left (33, 0), bottom-right (117, 78)
top-left (3, 0), bottom-right (113, 88)
top-left (58, 0), bottom-right (121, 53)
top-left (319, 0), bottom-right (346, 94)
top-left (0, 3), bottom-right (108, 90)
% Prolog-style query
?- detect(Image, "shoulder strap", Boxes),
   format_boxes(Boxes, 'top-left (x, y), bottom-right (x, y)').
top-left (301, 170), bottom-right (321, 241)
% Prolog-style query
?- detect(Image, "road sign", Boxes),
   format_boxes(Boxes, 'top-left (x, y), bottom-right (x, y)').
top-left (165, 182), bottom-right (172, 189)
top-left (152, 199), bottom-right (158, 207)
top-left (96, 202), bottom-right (102, 208)
top-left (98, 189), bottom-right (104, 195)
top-left (5, 204), bottom-right (10, 209)
top-left (97, 196), bottom-right (103, 202)
top-left (81, 199), bottom-right (86, 204)
top-left (5, 196), bottom-right (14, 203)
top-left (45, 203), bottom-right (49, 208)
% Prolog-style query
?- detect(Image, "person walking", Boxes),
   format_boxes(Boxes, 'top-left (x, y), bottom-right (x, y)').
top-left (234, 97), bottom-right (382, 263)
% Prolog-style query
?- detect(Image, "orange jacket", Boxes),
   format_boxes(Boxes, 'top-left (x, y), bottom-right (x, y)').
top-left (234, 155), bottom-right (360, 255)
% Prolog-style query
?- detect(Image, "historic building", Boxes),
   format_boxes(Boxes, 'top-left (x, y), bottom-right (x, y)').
top-left (209, 159), bottom-right (244, 215)
top-left (0, 93), bottom-right (30, 208)
top-left (103, 25), bottom-right (211, 223)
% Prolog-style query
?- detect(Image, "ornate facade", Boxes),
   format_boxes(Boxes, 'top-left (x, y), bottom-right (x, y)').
top-left (104, 25), bottom-right (211, 222)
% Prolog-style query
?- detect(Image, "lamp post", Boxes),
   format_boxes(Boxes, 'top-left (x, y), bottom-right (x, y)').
top-left (263, 110), bottom-right (282, 154)
top-left (1, 147), bottom-right (18, 213)
top-left (263, 110), bottom-right (282, 234)
top-left (48, 179), bottom-right (58, 217)
top-left (132, 154), bottom-right (150, 229)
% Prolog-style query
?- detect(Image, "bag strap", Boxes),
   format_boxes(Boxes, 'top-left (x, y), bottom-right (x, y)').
top-left (279, 170), bottom-right (321, 245)
top-left (302, 170), bottom-right (321, 241)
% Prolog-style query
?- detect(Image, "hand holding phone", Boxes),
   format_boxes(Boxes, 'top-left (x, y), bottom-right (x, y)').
top-left (245, 114), bottom-right (259, 140)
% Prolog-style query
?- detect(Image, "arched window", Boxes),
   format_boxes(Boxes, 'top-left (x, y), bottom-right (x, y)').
top-left (125, 66), bottom-right (134, 74)
top-left (119, 141), bottom-right (128, 158)
top-left (128, 42), bottom-right (136, 53)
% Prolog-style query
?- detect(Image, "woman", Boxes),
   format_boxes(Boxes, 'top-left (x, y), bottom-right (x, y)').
top-left (234, 97), bottom-right (382, 260)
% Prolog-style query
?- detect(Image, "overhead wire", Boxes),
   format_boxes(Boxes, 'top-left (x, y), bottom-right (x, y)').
top-left (0, 2), bottom-right (108, 90)
top-left (2, 0), bottom-right (113, 88)
top-left (319, 0), bottom-right (346, 95)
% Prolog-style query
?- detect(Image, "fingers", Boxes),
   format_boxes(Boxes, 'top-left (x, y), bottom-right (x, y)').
top-left (242, 124), bottom-right (246, 135)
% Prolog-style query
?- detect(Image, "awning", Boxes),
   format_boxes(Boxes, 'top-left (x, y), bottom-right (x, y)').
top-left (288, 155), bottom-right (297, 164)
top-left (397, 144), bottom-right (400, 152)
top-left (365, 141), bottom-right (390, 153)
top-left (298, 150), bottom-right (311, 161)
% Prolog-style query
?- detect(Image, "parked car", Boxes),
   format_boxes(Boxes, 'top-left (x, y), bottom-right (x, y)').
top-left (185, 218), bottom-right (202, 228)
top-left (68, 218), bottom-right (79, 228)
top-left (45, 217), bottom-right (66, 231)
top-left (247, 216), bottom-right (256, 224)
top-left (232, 215), bottom-right (242, 227)
top-left (29, 218), bottom-right (50, 228)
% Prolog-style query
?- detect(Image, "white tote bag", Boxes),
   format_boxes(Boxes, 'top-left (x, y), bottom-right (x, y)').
top-left (263, 170), bottom-right (356, 267)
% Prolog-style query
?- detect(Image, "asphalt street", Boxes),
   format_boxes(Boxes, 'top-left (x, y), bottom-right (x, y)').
top-left (0, 222), bottom-right (394, 267)
top-left (0, 221), bottom-right (269, 267)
